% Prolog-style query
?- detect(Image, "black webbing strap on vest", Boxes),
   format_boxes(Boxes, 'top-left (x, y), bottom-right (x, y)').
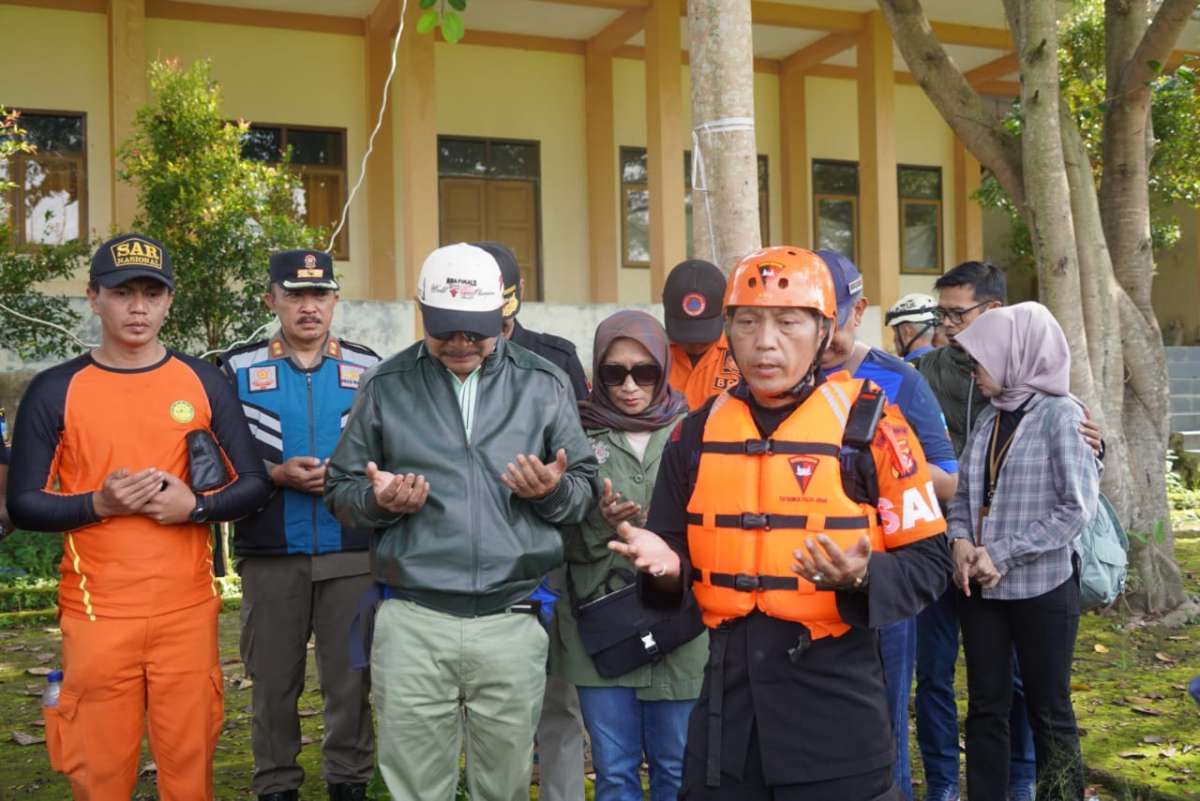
top-left (705, 571), bottom-right (797, 591)
top-left (706, 626), bottom-right (730, 787)
top-left (685, 512), bottom-right (871, 531)
top-left (700, 440), bottom-right (841, 457)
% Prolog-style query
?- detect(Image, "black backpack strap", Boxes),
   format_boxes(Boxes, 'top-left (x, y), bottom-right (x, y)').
top-left (839, 384), bottom-right (885, 506)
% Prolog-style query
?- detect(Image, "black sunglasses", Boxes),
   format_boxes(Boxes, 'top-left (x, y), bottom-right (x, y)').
top-left (429, 330), bottom-right (485, 343)
top-left (598, 363), bottom-right (662, 387)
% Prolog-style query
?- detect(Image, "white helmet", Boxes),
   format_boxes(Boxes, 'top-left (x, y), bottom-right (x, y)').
top-left (885, 293), bottom-right (938, 328)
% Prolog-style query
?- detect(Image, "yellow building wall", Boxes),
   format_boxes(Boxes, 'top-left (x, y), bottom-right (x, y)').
top-left (432, 42), bottom-right (589, 304)
top-left (0, 5), bottom-right (112, 293)
top-left (1153, 206), bottom-right (1200, 345)
top-left (611, 59), bottom-right (784, 304)
top-left (805, 77), bottom-right (958, 306)
top-left (145, 19), bottom-right (371, 299)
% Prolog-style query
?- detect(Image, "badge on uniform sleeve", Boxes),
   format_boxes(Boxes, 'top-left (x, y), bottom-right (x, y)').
top-left (338, 363), bottom-right (364, 390)
top-left (249, 365), bottom-right (278, 393)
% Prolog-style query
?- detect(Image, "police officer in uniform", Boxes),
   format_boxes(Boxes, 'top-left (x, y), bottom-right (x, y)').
top-left (220, 250), bottom-right (380, 801)
top-left (472, 239), bottom-right (590, 801)
top-left (609, 247), bottom-right (952, 801)
top-left (475, 240), bottom-right (590, 401)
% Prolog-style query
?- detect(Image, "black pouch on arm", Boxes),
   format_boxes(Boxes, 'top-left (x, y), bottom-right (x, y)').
top-left (569, 566), bottom-right (706, 678)
top-left (187, 429), bottom-right (231, 492)
top-left (186, 429), bottom-right (232, 576)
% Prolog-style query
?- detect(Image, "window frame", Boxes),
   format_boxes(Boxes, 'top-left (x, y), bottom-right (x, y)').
top-left (3, 108), bottom-right (88, 248)
top-left (620, 146), bottom-right (770, 269)
top-left (242, 121), bottom-right (350, 261)
top-left (897, 163), bottom-right (944, 275)
top-left (811, 158), bottom-right (859, 265)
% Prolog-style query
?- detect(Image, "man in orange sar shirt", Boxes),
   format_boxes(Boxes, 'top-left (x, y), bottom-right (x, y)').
top-left (8, 233), bottom-right (270, 801)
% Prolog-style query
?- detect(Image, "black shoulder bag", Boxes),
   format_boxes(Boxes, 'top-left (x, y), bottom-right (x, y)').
top-left (568, 565), bottom-right (705, 679)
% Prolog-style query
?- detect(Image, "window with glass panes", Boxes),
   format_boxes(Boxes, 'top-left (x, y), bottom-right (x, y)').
top-left (812, 160), bottom-right (858, 263)
top-left (620, 147), bottom-right (769, 268)
top-left (2, 111), bottom-right (87, 246)
top-left (898, 165), bottom-right (943, 274)
top-left (241, 124), bottom-right (349, 259)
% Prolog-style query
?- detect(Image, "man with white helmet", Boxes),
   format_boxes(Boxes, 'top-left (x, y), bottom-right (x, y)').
top-left (885, 293), bottom-right (939, 361)
top-left (325, 243), bottom-right (599, 801)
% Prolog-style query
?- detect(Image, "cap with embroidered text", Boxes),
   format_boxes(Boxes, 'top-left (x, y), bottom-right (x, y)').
top-left (90, 233), bottom-right (175, 290)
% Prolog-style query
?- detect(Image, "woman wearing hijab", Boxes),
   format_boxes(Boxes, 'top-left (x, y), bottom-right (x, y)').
top-left (549, 310), bottom-right (707, 801)
top-left (946, 302), bottom-right (1099, 801)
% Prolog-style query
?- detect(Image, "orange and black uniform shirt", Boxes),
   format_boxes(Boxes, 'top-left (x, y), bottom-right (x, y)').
top-left (8, 351), bottom-right (270, 621)
top-left (643, 378), bottom-right (952, 787)
top-left (668, 335), bottom-right (741, 411)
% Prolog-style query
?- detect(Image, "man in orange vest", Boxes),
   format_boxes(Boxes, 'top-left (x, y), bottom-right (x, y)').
top-left (664, 260), bottom-right (741, 409)
top-left (611, 247), bottom-right (952, 800)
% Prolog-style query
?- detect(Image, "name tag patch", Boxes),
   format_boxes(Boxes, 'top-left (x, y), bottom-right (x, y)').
top-left (249, 365), bottom-right (278, 392)
top-left (339, 363), bottom-right (364, 389)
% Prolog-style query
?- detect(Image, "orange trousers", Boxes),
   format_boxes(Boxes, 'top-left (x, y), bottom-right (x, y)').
top-left (44, 596), bottom-right (223, 801)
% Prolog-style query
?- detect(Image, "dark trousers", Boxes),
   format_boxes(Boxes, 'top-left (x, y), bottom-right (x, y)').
top-left (959, 575), bottom-right (1084, 801)
top-left (915, 586), bottom-right (1036, 797)
top-left (680, 728), bottom-right (904, 801)
top-left (239, 556), bottom-right (376, 795)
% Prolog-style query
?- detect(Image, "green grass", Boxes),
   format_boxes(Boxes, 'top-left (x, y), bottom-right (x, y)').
top-left (0, 538), bottom-right (1196, 799)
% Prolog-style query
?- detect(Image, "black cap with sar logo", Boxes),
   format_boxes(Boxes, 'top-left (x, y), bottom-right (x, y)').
top-left (269, 249), bottom-right (339, 290)
top-left (662, 259), bottom-right (726, 344)
top-left (90, 233), bottom-right (175, 290)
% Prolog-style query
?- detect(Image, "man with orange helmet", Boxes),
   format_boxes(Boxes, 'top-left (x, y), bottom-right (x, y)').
top-left (610, 247), bottom-right (952, 800)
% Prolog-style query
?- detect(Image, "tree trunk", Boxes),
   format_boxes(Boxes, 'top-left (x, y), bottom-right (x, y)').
top-left (879, 0), bottom-right (1195, 613)
top-left (1098, 0), bottom-right (1192, 611)
top-left (687, 0), bottom-right (760, 272)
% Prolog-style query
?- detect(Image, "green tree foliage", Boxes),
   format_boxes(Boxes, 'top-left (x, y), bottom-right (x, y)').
top-left (0, 107), bottom-right (88, 361)
top-left (977, 0), bottom-right (1200, 266)
top-left (119, 59), bottom-right (323, 354)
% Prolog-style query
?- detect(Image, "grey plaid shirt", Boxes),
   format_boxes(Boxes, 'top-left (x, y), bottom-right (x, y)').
top-left (947, 394), bottom-right (1099, 600)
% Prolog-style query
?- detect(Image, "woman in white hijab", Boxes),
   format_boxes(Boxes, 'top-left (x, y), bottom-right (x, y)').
top-left (945, 302), bottom-right (1099, 801)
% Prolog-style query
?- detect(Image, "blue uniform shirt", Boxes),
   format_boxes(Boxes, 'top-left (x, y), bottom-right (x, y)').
top-left (828, 348), bottom-right (958, 475)
top-left (221, 334), bottom-right (381, 557)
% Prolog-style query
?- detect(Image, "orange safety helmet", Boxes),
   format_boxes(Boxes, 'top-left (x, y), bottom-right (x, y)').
top-left (723, 247), bottom-right (837, 320)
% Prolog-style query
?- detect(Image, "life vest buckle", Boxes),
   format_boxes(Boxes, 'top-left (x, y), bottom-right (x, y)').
top-left (732, 573), bottom-right (761, 592)
top-left (740, 513), bottom-right (769, 530)
top-left (744, 439), bottom-right (772, 455)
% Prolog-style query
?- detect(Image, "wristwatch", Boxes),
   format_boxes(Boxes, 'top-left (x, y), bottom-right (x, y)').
top-left (189, 493), bottom-right (209, 524)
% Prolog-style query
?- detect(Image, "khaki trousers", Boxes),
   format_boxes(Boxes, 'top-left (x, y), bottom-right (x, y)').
top-left (239, 556), bottom-right (375, 795)
top-left (372, 598), bottom-right (548, 801)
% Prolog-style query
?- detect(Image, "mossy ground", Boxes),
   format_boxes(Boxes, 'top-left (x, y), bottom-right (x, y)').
top-left (0, 539), bottom-right (1196, 801)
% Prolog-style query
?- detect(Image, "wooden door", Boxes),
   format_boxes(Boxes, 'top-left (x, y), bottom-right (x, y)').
top-left (438, 177), bottom-right (540, 299)
top-left (485, 180), bottom-right (539, 301)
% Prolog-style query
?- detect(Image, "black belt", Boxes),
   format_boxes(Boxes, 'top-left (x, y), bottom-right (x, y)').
top-left (495, 601), bottom-right (541, 617)
top-left (686, 512), bottom-right (870, 530)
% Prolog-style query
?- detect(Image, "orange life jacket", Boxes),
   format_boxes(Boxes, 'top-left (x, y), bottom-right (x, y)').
top-left (686, 375), bottom-right (885, 639)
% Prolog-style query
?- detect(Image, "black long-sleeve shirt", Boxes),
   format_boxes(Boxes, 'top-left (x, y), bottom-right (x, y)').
top-left (8, 350), bottom-right (269, 619)
top-left (642, 381), bottom-right (952, 786)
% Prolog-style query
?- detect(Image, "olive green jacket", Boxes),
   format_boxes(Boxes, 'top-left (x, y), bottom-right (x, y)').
top-left (549, 420), bottom-right (708, 700)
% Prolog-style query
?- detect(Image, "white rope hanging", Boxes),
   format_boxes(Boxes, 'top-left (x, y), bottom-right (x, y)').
top-left (690, 116), bottom-right (755, 262)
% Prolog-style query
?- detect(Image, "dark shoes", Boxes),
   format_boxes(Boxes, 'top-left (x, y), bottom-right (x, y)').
top-left (257, 782), bottom-right (365, 801)
top-left (258, 792), bottom-right (299, 801)
top-left (328, 783), bottom-right (368, 801)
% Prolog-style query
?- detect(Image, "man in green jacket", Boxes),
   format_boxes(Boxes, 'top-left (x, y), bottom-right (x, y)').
top-left (325, 243), bottom-right (599, 801)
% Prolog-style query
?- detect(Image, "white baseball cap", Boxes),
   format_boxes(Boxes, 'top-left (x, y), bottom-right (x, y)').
top-left (417, 243), bottom-right (506, 339)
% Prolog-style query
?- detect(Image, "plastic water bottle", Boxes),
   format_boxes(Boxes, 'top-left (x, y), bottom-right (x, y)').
top-left (42, 670), bottom-right (63, 708)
